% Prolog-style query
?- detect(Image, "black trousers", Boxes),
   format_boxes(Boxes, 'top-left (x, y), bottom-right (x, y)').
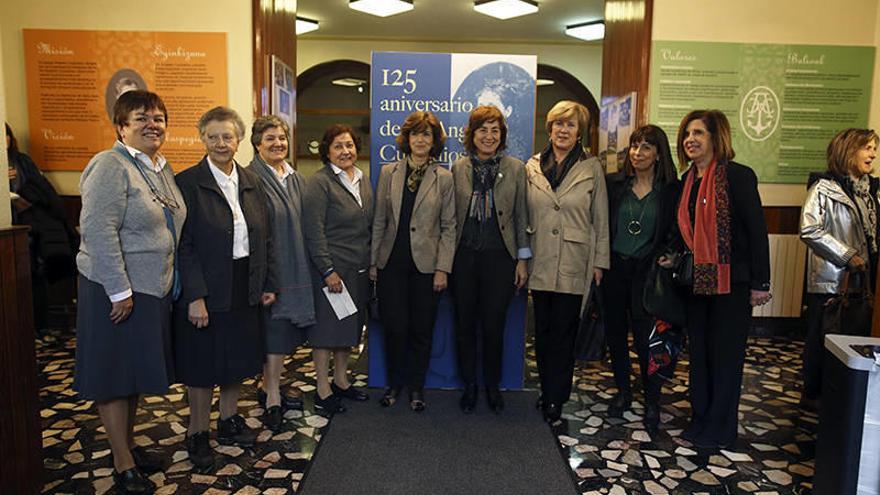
top-left (532, 290), bottom-right (582, 406)
top-left (604, 254), bottom-right (660, 404)
top-left (450, 247), bottom-right (516, 387)
top-left (378, 255), bottom-right (439, 390)
top-left (686, 283), bottom-right (751, 446)
top-left (802, 293), bottom-right (834, 400)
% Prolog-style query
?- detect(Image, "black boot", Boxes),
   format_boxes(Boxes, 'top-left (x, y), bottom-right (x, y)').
top-left (459, 384), bottom-right (478, 413)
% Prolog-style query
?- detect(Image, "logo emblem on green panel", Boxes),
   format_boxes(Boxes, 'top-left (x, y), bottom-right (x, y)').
top-left (740, 86), bottom-right (780, 142)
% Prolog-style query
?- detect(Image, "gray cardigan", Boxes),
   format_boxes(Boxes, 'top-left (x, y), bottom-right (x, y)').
top-left (77, 142), bottom-right (186, 299)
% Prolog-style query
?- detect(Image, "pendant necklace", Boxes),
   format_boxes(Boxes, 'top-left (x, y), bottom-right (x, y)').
top-left (626, 191), bottom-right (649, 236)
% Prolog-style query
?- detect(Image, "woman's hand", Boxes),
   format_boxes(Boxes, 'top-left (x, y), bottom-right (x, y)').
top-left (433, 271), bottom-right (448, 292)
top-left (750, 290), bottom-right (772, 307)
top-left (109, 296), bottom-right (133, 324)
top-left (261, 292), bottom-right (277, 306)
top-left (188, 298), bottom-right (209, 329)
top-left (324, 272), bottom-right (343, 293)
top-left (848, 254), bottom-right (867, 271)
top-left (369, 266), bottom-right (378, 282)
top-left (593, 268), bottom-right (604, 286)
top-left (657, 254), bottom-right (676, 269)
top-left (514, 260), bottom-right (529, 289)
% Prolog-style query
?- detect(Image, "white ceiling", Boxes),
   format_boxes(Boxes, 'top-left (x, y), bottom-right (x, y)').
top-left (297, 0), bottom-right (606, 42)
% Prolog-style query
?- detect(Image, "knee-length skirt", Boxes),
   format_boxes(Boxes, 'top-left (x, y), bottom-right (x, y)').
top-left (173, 258), bottom-right (264, 387)
top-left (74, 275), bottom-right (174, 401)
top-left (307, 265), bottom-right (368, 348)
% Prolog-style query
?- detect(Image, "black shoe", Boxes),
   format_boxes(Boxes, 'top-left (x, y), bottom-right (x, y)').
top-left (608, 392), bottom-right (632, 417)
top-left (263, 405), bottom-right (283, 433)
top-left (130, 446), bottom-right (164, 474)
top-left (257, 388), bottom-right (304, 411)
top-left (185, 431), bottom-right (214, 472)
top-left (644, 403), bottom-right (660, 432)
top-left (409, 389), bottom-right (426, 413)
top-left (331, 382), bottom-right (370, 401)
top-left (543, 402), bottom-right (561, 424)
top-left (112, 466), bottom-right (156, 494)
top-left (379, 387), bottom-right (400, 407)
top-left (217, 414), bottom-right (258, 447)
top-left (459, 384), bottom-right (478, 413)
top-left (314, 392), bottom-right (346, 414)
top-left (486, 387), bottom-right (504, 414)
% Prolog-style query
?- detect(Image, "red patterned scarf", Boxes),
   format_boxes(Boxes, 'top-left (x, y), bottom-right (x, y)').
top-left (676, 160), bottom-right (731, 295)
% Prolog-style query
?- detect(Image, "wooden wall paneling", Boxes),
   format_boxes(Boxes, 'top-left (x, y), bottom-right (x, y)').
top-left (252, 0), bottom-right (297, 160)
top-left (601, 0), bottom-right (653, 127)
top-left (0, 226), bottom-right (42, 493)
top-left (763, 206), bottom-right (801, 235)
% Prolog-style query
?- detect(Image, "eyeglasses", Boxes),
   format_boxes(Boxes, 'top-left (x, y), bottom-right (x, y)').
top-left (204, 134), bottom-right (238, 145)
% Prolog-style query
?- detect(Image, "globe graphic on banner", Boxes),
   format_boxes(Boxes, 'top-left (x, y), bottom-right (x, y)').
top-left (452, 62), bottom-right (535, 162)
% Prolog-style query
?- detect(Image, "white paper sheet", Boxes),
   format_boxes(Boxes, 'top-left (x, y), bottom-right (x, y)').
top-left (322, 281), bottom-right (358, 320)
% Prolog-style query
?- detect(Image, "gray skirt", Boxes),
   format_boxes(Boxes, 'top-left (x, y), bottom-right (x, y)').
top-left (74, 275), bottom-right (174, 401)
top-left (263, 308), bottom-right (308, 354)
top-left (307, 265), bottom-right (368, 348)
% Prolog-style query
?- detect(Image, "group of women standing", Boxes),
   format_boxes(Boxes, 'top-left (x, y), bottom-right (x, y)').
top-left (69, 87), bottom-right (876, 494)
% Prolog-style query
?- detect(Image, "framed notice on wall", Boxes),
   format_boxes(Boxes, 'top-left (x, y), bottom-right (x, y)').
top-left (648, 40), bottom-right (875, 184)
top-left (270, 55), bottom-right (295, 140)
top-left (599, 92), bottom-right (637, 174)
top-left (22, 29), bottom-right (228, 171)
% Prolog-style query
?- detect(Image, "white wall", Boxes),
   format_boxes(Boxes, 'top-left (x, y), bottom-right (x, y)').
top-left (652, 0), bottom-right (880, 206)
top-left (0, 0), bottom-right (253, 195)
top-left (297, 38), bottom-right (603, 96)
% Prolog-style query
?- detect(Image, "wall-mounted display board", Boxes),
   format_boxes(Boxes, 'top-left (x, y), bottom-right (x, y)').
top-left (23, 29), bottom-right (228, 171)
top-left (599, 92), bottom-right (637, 174)
top-left (648, 41), bottom-right (875, 184)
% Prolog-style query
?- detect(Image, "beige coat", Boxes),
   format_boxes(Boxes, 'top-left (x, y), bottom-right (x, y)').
top-left (371, 159), bottom-right (457, 274)
top-left (525, 152), bottom-right (610, 310)
top-left (451, 155), bottom-right (530, 260)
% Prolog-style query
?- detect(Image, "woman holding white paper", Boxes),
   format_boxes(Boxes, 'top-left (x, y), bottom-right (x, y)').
top-left (302, 124), bottom-right (374, 414)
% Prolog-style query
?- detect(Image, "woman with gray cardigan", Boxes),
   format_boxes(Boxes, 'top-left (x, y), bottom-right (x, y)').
top-left (75, 90), bottom-right (186, 493)
top-left (248, 116), bottom-right (316, 431)
top-left (302, 124), bottom-right (374, 414)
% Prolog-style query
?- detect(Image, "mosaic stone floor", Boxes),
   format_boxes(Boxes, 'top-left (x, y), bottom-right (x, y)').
top-left (37, 329), bottom-right (816, 494)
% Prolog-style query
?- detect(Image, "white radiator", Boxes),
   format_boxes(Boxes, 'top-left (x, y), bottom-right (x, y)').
top-left (752, 234), bottom-right (807, 318)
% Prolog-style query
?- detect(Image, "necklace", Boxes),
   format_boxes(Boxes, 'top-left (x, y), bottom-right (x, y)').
top-left (626, 190), bottom-right (649, 236)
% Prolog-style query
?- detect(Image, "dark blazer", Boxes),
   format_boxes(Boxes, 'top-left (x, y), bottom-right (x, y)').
top-left (675, 161), bottom-right (771, 291)
top-left (607, 171), bottom-right (681, 273)
top-left (302, 165), bottom-right (374, 273)
top-left (175, 158), bottom-right (277, 311)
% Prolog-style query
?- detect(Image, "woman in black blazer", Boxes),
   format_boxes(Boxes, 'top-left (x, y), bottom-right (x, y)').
top-left (668, 110), bottom-right (771, 452)
top-left (604, 125), bottom-right (679, 432)
top-left (450, 105), bottom-right (529, 414)
top-left (174, 106), bottom-right (277, 472)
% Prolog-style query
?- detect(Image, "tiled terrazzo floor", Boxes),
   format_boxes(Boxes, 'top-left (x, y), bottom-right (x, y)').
top-left (37, 329), bottom-right (816, 494)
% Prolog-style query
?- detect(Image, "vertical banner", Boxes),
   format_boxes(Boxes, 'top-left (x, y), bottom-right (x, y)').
top-left (368, 52), bottom-right (536, 390)
top-left (271, 54), bottom-right (296, 152)
top-left (23, 29), bottom-right (228, 171)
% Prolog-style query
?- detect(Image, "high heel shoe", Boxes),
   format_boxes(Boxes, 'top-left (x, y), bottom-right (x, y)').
top-left (379, 387), bottom-right (400, 407)
top-left (409, 389), bottom-right (426, 412)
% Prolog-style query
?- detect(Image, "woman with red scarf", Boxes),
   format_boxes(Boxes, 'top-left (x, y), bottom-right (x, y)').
top-left (669, 110), bottom-right (771, 453)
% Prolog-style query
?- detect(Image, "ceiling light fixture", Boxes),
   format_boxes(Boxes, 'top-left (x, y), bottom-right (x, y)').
top-left (474, 0), bottom-right (538, 20)
top-left (536, 78), bottom-right (555, 87)
top-left (349, 0), bottom-right (414, 18)
top-left (565, 20), bottom-right (605, 41)
top-left (332, 78), bottom-right (368, 87)
top-left (296, 16), bottom-right (319, 35)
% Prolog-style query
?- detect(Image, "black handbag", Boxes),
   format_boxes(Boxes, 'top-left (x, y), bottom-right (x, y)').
top-left (573, 281), bottom-right (606, 362)
top-left (368, 280), bottom-right (380, 321)
top-left (642, 262), bottom-right (687, 327)
top-left (672, 250), bottom-right (694, 287)
top-left (822, 271), bottom-right (874, 337)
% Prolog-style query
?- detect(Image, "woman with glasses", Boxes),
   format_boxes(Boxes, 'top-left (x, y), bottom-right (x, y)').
top-left (75, 90), bottom-right (186, 493)
top-left (174, 106), bottom-right (277, 472)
